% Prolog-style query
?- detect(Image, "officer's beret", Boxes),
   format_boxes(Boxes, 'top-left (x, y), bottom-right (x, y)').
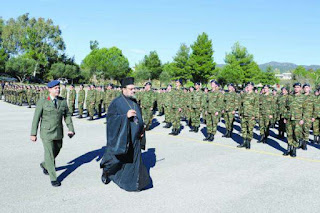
top-left (145, 82), bottom-right (152, 86)
top-left (303, 83), bottom-right (310, 88)
top-left (247, 82), bottom-right (254, 86)
top-left (47, 80), bottom-right (60, 88)
top-left (195, 82), bottom-right (201, 86)
top-left (293, 82), bottom-right (301, 87)
top-left (120, 77), bottom-right (134, 88)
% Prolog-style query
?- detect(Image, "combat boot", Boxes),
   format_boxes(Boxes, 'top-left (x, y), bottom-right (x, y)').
top-left (317, 136), bottom-right (320, 144)
top-left (169, 128), bottom-right (176, 135)
top-left (302, 140), bottom-right (307, 150)
top-left (203, 134), bottom-right (211, 141)
top-left (88, 116), bottom-right (94, 121)
top-left (246, 139), bottom-right (251, 149)
top-left (163, 123), bottom-right (172, 128)
top-left (237, 138), bottom-right (247, 148)
top-left (189, 126), bottom-right (194, 132)
top-left (223, 130), bottom-right (229, 137)
top-left (194, 127), bottom-right (199, 133)
top-left (208, 134), bottom-right (214, 142)
top-left (298, 139), bottom-right (304, 149)
top-left (258, 135), bottom-right (265, 143)
top-left (77, 115), bottom-right (83, 119)
top-left (283, 144), bottom-right (292, 156)
top-left (291, 147), bottom-right (297, 157)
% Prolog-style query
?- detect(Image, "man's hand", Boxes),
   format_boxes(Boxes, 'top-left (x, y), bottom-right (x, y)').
top-left (30, 136), bottom-right (37, 142)
top-left (68, 131), bottom-right (75, 138)
top-left (127, 109), bottom-right (137, 118)
top-left (299, 120), bottom-right (304, 125)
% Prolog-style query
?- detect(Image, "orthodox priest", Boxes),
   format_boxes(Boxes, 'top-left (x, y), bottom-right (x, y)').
top-left (100, 77), bottom-right (150, 192)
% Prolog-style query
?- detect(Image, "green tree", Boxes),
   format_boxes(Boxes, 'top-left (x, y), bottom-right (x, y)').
top-left (160, 62), bottom-right (173, 86)
top-left (81, 46), bottom-right (130, 82)
top-left (0, 48), bottom-right (8, 72)
top-left (143, 51), bottom-right (162, 80)
top-left (259, 66), bottom-right (279, 85)
top-left (218, 63), bottom-right (243, 86)
top-left (170, 43), bottom-right (191, 80)
top-left (90, 40), bottom-right (99, 50)
top-left (187, 32), bottom-right (215, 83)
top-left (5, 56), bottom-right (36, 82)
top-left (1, 13), bottom-right (65, 77)
top-left (223, 42), bottom-right (261, 84)
top-left (48, 62), bottom-right (65, 79)
top-left (133, 61), bottom-right (151, 82)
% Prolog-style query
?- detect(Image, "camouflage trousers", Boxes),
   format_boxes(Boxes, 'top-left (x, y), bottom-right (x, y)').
top-left (303, 119), bottom-right (313, 141)
top-left (78, 101), bottom-right (84, 116)
top-left (95, 101), bottom-right (102, 117)
top-left (241, 116), bottom-right (256, 140)
top-left (314, 118), bottom-right (320, 136)
top-left (171, 108), bottom-right (181, 129)
top-left (142, 107), bottom-right (153, 127)
top-left (190, 108), bottom-right (201, 127)
top-left (68, 101), bottom-right (75, 114)
top-left (259, 114), bottom-right (271, 136)
top-left (88, 103), bottom-right (96, 117)
top-left (224, 112), bottom-right (235, 131)
top-left (158, 104), bottom-right (164, 114)
top-left (278, 117), bottom-right (286, 133)
top-left (27, 96), bottom-right (32, 107)
top-left (206, 113), bottom-right (220, 135)
top-left (164, 106), bottom-right (171, 122)
top-left (286, 120), bottom-right (303, 148)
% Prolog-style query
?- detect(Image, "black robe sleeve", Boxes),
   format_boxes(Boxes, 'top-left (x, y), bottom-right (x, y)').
top-left (105, 99), bottom-right (130, 155)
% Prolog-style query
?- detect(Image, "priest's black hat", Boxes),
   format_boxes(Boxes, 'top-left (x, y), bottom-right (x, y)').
top-left (120, 77), bottom-right (135, 88)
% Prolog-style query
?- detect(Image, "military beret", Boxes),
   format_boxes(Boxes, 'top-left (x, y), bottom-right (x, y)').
top-left (303, 83), bottom-right (310, 88)
top-left (263, 85), bottom-right (270, 88)
top-left (145, 82), bottom-right (152, 86)
top-left (293, 82), bottom-right (301, 87)
top-left (175, 79), bottom-right (183, 84)
top-left (195, 82), bottom-right (201, 86)
top-left (247, 82), bottom-right (255, 86)
top-left (281, 87), bottom-right (287, 91)
top-left (80, 84), bottom-right (84, 87)
top-left (47, 80), bottom-right (60, 88)
top-left (228, 83), bottom-right (235, 87)
top-left (70, 84), bottom-right (75, 87)
top-left (210, 79), bottom-right (217, 84)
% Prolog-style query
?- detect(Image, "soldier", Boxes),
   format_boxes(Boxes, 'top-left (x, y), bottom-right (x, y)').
top-left (237, 82), bottom-right (259, 149)
top-left (258, 85), bottom-right (274, 143)
top-left (189, 83), bottom-right (202, 133)
top-left (77, 84), bottom-right (86, 118)
top-left (60, 84), bottom-right (67, 99)
top-left (277, 87), bottom-right (289, 139)
top-left (85, 85), bottom-right (91, 117)
top-left (104, 84), bottom-right (114, 114)
top-left (313, 89), bottom-right (320, 144)
top-left (68, 85), bottom-right (76, 116)
top-left (87, 84), bottom-right (96, 120)
top-left (163, 85), bottom-right (173, 128)
top-left (223, 83), bottom-right (239, 138)
top-left (270, 89), bottom-right (278, 128)
top-left (301, 83), bottom-right (315, 150)
top-left (203, 80), bottom-right (223, 142)
top-left (30, 80), bottom-right (75, 187)
top-left (283, 83), bottom-right (305, 157)
top-left (157, 89), bottom-right (165, 116)
top-left (140, 82), bottom-right (155, 131)
top-left (94, 86), bottom-right (103, 118)
top-left (168, 80), bottom-right (183, 135)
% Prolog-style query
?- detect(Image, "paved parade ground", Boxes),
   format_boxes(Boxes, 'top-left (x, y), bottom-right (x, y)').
top-left (1, 100), bottom-right (320, 213)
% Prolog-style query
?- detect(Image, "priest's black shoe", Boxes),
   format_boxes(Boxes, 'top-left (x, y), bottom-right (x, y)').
top-left (40, 164), bottom-right (48, 175)
top-left (101, 171), bottom-right (111, 185)
top-left (51, 180), bottom-right (61, 187)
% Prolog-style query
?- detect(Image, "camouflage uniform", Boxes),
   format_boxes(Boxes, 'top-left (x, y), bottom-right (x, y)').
top-left (95, 88), bottom-right (103, 118)
top-left (68, 89), bottom-right (76, 115)
top-left (258, 93), bottom-right (274, 143)
top-left (302, 93), bottom-right (314, 147)
top-left (223, 90), bottom-right (239, 137)
top-left (277, 93), bottom-right (288, 138)
top-left (189, 89), bottom-right (202, 131)
top-left (77, 88), bottom-right (86, 117)
top-left (170, 88), bottom-right (183, 132)
top-left (313, 94), bottom-right (320, 144)
top-left (86, 88), bottom-right (96, 119)
top-left (140, 90), bottom-right (156, 129)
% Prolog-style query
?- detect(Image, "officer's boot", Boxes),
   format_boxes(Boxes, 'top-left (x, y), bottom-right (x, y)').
top-left (258, 134), bottom-right (265, 143)
top-left (283, 144), bottom-right (292, 156)
top-left (237, 138), bottom-right (247, 148)
top-left (203, 134), bottom-right (211, 141)
top-left (291, 147), bottom-right (297, 157)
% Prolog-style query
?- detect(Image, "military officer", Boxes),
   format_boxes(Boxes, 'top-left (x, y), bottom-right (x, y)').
top-left (30, 80), bottom-right (75, 187)
top-left (68, 85), bottom-right (76, 115)
top-left (60, 84), bottom-right (67, 99)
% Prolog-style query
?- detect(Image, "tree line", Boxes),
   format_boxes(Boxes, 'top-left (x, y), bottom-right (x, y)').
top-left (1, 13), bottom-right (317, 87)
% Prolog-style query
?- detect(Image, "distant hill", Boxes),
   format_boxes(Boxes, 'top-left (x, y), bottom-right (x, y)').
top-left (216, 62), bottom-right (320, 73)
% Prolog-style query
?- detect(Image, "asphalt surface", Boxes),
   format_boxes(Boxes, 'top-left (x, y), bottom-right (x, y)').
top-left (1, 100), bottom-right (320, 213)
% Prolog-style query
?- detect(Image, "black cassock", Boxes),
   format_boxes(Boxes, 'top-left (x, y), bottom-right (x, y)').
top-left (100, 94), bottom-right (150, 191)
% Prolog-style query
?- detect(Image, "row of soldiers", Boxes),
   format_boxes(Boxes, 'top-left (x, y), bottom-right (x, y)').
top-left (1, 80), bottom-right (320, 158)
